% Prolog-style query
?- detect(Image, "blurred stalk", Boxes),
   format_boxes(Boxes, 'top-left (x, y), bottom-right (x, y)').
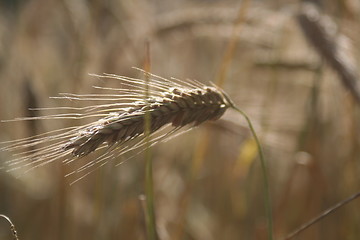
top-left (275, 60), bottom-right (325, 238)
top-left (143, 41), bottom-right (158, 240)
top-left (216, 0), bottom-right (250, 88)
top-left (57, 160), bottom-right (70, 240)
top-left (173, 1), bottom-right (251, 239)
top-left (274, 62), bottom-right (324, 236)
top-left (93, 167), bottom-right (105, 240)
top-left (173, 127), bottom-right (211, 240)
top-left (297, 61), bottom-right (324, 150)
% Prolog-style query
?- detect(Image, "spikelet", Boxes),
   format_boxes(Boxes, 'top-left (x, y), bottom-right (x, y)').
top-left (0, 68), bottom-right (232, 181)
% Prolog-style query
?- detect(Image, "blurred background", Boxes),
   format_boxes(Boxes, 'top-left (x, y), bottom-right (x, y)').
top-left (0, 0), bottom-right (360, 239)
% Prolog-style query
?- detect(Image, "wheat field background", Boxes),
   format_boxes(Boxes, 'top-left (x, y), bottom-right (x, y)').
top-left (0, 0), bottom-right (360, 239)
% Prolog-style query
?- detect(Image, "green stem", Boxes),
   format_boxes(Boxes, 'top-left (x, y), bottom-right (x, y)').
top-left (232, 105), bottom-right (273, 240)
top-left (144, 108), bottom-right (157, 240)
top-left (145, 145), bottom-right (157, 240)
top-left (143, 43), bottom-right (158, 239)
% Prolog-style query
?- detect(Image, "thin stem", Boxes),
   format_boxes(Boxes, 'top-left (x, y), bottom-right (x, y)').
top-left (143, 41), bottom-right (158, 240)
top-left (283, 191), bottom-right (360, 240)
top-left (232, 105), bottom-right (273, 240)
top-left (145, 145), bottom-right (157, 240)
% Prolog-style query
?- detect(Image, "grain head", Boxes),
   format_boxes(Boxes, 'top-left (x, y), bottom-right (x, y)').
top-left (0, 69), bottom-right (232, 181)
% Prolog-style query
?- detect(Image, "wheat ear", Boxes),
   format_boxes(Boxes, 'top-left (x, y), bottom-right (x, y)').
top-left (63, 85), bottom-right (230, 157)
top-left (0, 69), bottom-right (231, 181)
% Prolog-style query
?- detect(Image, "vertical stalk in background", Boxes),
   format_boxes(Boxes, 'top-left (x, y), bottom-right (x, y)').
top-left (174, 1), bottom-right (253, 238)
top-left (216, 0), bottom-right (250, 88)
top-left (143, 41), bottom-right (158, 240)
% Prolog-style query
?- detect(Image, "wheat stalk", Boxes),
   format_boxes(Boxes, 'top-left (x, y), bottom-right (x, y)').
top-left (0, 68), bottom-right (232, 182)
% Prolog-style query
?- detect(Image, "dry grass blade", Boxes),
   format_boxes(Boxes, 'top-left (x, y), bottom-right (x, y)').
top-left (0, 69), bottom-right (232, 181)
top-left (297, 3), bottom-right (360, 103)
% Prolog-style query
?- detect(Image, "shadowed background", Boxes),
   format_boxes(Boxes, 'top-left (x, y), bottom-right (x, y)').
top-left (0, 0), bottom-right (360, 239)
